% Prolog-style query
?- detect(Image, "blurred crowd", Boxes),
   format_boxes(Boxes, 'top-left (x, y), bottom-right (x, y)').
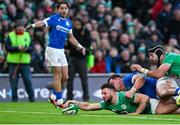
top-left (0, 0), bottom-right (180, 74)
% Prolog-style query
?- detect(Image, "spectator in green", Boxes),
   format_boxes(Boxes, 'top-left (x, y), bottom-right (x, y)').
top-left (5, 20), bottom-right (34, 102)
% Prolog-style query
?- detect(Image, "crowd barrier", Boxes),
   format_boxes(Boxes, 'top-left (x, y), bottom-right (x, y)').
top-left (0, 73), bottom-right (179, 102)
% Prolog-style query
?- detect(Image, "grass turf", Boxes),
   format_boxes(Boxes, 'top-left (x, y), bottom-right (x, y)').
top-left (0, 102), bottom-right (179, 124)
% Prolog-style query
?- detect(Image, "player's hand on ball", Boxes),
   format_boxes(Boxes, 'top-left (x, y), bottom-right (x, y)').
top-left (63, 100), bottom-right (78, 108)
top-left (62, 103), bottom-right (79, 115)
top-left (131, 64), bottom-right (142, 72)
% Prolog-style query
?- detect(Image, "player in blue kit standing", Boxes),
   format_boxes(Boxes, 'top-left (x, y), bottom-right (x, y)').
top-left (25, 1), bottom-right (85, 108)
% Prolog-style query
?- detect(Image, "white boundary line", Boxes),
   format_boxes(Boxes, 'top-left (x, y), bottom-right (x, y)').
top-left (0, 110), bottom-right (180, 122)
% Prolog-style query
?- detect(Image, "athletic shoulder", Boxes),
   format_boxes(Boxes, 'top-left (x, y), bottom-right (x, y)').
top-left (162, 52), bottom-right (177, 64)
top-left (44, 13), bottom-right (58, 22)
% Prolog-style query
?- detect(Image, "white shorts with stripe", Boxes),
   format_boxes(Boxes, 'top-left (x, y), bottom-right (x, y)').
top-left (45, 47), bottom-right (68, 67)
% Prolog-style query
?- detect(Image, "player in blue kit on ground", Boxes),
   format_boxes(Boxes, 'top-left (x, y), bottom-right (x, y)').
top-left (108, 73), bottom-right (180, 114)
top-left (108, 73), bottom-right (158, 99)
top-left (25, 1), bottom-right (85, 108)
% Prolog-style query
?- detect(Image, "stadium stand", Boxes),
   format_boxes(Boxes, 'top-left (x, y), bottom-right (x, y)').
top-left (0, 0), bottom-right (179, 74)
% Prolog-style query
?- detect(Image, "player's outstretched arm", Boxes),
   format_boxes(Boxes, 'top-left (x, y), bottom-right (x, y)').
top-left (131, 64), bottom-right (170, 78)
top-left (64, 100), bottom-right (101, 111)
top-left (25, 21), bottom-right (45, 30)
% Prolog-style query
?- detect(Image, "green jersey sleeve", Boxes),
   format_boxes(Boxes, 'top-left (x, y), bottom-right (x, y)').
top-left (162, 53), bottom-right (175, 66)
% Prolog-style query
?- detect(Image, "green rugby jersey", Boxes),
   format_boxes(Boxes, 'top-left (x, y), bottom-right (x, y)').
top-left (162, 52), bottom-right (180, 78)
top-left (99, 92), bottom-right (151, 114)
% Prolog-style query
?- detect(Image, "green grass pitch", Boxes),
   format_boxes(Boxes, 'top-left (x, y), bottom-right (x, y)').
top-left (0, 102), bottom-right (180, 124)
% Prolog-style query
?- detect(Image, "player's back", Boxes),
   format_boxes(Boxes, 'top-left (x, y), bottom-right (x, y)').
top-left (163, 52), bottom-right (180, 77)
top-left (123, 73), bottom-right (158, 99)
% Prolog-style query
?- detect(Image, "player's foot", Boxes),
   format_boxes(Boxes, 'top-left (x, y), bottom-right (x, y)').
top-left (56, 98), bottom-right (64, 108)
top-left (48, 93), bottom-right (58, 108)
top-left (48, 97), bottom-right (57, 108)
top-left (176, 95), bottom-right (180, 106)
top-left (48, 93), bottom-right (64, 108)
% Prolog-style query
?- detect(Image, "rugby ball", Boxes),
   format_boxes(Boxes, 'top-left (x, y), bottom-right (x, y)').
top-left (62, 104), bottom-right (79, 115)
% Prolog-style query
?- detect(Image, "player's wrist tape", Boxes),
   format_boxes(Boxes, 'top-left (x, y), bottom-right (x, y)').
top-left (31, 23), bottom-right (36, 28)
top-left (140, 68), bottom-right (149, 75)
top-left (77, 43), bottom-right (83, 50)
top-left (131, 87), bottom-right (137, 92)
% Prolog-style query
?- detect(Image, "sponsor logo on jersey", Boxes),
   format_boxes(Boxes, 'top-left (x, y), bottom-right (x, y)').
top-left (56, 25), bottom-right (70, 33)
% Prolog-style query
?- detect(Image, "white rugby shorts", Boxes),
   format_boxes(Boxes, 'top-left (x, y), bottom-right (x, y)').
top-left (156, 77), bottom-right (179, 101)
top-left (45, 47), bottom-right (68, 67)
top-left (149, 98), bottom-right (159, 114)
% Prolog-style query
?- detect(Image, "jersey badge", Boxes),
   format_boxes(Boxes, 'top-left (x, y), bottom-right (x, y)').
top-left (66, 21), bottom-right (70, 27)
top-left (121, 104), bottom-right (127, 110)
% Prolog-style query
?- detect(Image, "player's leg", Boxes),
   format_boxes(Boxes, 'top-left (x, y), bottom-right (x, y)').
top-left (156, 77), bottom-right (180, 100)
top-left (45, 47), bottom-right (65, 108)
top-left (52, 66), bottom-right (62, 92)
top-left (61, 66), bottom-right (68, 86)
top-left (51, 66), bottom-right (64, 106)
top-left (59, 48), bottom-right (68, 86)
top-left (48, 66), bottom-right (64, 108)
top-left (156, 98), bottom-right (178, 114)
top-left (54, 49), bottom-right (69, 107)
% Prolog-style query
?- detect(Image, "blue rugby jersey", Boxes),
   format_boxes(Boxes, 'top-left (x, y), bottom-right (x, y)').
top-left (43, 13), bottom-right (73, 49)
top-left (123, 72), bottom-right (158, 99)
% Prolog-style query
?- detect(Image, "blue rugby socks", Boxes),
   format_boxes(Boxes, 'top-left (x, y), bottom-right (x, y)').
top-left (53, 91), bottom-right (62, 100)
top-left (175, 88), bottom-right (180, 96)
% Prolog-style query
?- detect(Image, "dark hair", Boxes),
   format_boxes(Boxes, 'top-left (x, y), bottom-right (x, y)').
top-left (57, 1), bottom-right (70, 9)
top-left (101, 83), bottom-right (115, 90)
top-left (107, 74), bottom-right (121, 83)
top-left (73, 17), bottom-right (84, 26)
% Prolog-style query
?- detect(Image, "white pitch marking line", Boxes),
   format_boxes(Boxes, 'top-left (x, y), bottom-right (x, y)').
top-left (0, 110), bottom-right (180, 122)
